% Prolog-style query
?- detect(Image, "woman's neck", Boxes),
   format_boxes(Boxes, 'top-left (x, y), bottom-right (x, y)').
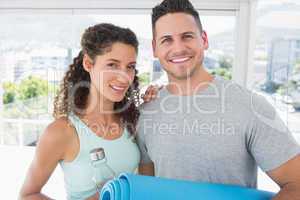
top-left (83, 86), bottom-right (115, 119)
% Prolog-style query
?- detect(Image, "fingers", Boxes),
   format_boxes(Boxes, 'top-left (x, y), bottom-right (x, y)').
top-left (142, 84), bottom-right (162, 102)
top-left (142, 85), bottom-right (154, 102)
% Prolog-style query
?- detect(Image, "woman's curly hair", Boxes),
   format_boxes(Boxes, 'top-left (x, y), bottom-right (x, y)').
top-left (53, 23), bottom-right (140, 135)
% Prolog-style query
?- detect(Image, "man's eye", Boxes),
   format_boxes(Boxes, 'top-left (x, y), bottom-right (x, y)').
top-left (183, 34), bottom-right (193, 39)
top-left (161, 38), bottom-right (171, 44)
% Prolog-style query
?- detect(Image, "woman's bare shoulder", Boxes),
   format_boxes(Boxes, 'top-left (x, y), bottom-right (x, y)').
top-left (40, 117), bottom-right (75, 147)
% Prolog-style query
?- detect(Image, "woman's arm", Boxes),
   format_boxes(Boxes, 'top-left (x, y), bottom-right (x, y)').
top-left (139, 162), bottom-right (155, 176)
top-left (86, 192), bottom-right (99, 200)
top-left (19, 119), bottom-right (71, 200)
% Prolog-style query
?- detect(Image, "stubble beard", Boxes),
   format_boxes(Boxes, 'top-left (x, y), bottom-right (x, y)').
top-left (165, 64), bottom-right (199, 81)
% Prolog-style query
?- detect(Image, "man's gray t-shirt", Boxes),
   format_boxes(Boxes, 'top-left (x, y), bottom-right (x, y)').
top-left (137, 76), bottom-right (300, 187)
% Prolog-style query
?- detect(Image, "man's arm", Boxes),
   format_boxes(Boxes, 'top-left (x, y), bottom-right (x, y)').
top-left (139, 162), bottom-right (155, 176)
top-left (267, 154), bottom-right (300, 200)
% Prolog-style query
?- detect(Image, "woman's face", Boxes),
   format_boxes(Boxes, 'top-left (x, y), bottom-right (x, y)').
top-left (87, 42), bottom-right (137, 103)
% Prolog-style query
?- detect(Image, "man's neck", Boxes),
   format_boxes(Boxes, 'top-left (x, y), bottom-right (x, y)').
top-left (166, 67), bottom-right (214, 96)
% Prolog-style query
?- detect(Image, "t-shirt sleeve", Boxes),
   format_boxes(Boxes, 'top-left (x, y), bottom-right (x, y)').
top-left (246, 94), bottom-right (300, 172)
top-left (136, 118), bottom-right (153, 165)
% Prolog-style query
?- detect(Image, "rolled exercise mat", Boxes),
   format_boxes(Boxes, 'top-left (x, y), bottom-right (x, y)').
top-left (100, 173), bottom-right (275, 200)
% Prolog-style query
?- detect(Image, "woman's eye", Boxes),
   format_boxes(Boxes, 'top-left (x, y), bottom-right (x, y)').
top-left (107, 63), bottom-right (117, 68)
top-left (128, 65), bottom-right (136, 70)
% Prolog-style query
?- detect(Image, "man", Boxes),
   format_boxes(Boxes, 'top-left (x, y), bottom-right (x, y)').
top-left (137, 0), bottom-right (300, 199)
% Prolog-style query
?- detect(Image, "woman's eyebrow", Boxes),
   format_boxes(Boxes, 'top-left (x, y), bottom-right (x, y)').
top-left (106, 58), bottom-right (120, 63)
top-left (128, 61), bottom-right (137, 65)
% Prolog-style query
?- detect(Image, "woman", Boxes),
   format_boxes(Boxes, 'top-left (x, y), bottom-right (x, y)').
top-left (20, 23), bottom-right (145, 200)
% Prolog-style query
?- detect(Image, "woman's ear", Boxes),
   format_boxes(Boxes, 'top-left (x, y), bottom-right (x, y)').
top-left (82, 54), bottom-right (93, 72)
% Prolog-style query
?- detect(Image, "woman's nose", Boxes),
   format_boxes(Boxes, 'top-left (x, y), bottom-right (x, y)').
top-left (115, 70), bottom-right (131, 84)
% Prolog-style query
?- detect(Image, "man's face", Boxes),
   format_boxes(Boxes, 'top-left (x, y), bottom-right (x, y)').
top-left (153, 12), bottom-right (208, 80)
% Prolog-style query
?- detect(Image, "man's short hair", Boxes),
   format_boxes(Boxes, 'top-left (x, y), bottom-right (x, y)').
top-left (152, 0), bottom-right (203, 36)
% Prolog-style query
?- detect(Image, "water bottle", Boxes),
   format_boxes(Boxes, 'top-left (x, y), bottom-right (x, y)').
top-left (90, 147), bottom-right (116, 192)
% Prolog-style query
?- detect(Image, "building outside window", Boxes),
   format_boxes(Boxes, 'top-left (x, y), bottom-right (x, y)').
top-left (251, 0), bottom-right (300, 142)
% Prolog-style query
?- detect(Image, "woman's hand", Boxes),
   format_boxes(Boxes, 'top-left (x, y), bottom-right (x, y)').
top-left (141, 85), bottom-right (163, 103)
top-left (86, 192), bottom-right (99, 200)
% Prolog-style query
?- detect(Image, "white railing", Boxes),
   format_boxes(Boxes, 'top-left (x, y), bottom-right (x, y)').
top-left (1, 118), bottom-right (51, 146)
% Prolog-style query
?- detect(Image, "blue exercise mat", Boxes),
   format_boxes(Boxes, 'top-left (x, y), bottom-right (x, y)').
top-left (100, 173), bottom-right (275, 200)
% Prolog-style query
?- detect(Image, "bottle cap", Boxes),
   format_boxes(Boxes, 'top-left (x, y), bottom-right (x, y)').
top-left (89, 147), bottom-right (105, 161)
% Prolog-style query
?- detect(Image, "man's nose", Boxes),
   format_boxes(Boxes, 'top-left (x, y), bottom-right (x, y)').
top-left (172, 39), bottom-right (186, 53)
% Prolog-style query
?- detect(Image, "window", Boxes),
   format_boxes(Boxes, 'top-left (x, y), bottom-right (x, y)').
top-left (202, 15), bottom-right (235, 81)
top-left (0, 13), bottom-right (236, 146)
top-left (250, 0), bottom-right (300, 142)
top-left (296, 40), bottom-right (300, 49)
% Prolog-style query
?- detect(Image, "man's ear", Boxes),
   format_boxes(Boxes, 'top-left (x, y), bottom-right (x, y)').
top-left (82, 54), bottom-right (93, 72)
top-left (201, 30), bottom-right (209, 50)
top-left (152, 39), bottom-right (157, 58)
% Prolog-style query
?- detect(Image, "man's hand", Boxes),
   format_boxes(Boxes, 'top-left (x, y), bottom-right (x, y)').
top-left (141, 85), bottom-right (163, 103)
top-left (267, 154), bottom-right (300, 199)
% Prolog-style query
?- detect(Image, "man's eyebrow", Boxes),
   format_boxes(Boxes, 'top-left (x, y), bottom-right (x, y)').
top-left (181, 31), bottom-right (196, 35)
top-left (158, 35), bottom-right (172, 42)
top-left (158, 31), bottom-right (196, 41)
